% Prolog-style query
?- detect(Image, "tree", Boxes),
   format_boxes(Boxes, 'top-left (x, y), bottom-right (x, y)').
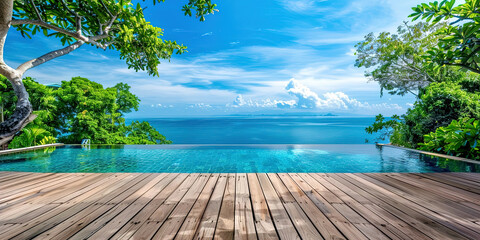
top-left (108, 83), bottom-right (139, 126)
top-left (355, 22), bottom-right (452, 96)
top-left (410, 0), bottom-right (480, 74)
top-left (0, 0), bottom-right (217, 145)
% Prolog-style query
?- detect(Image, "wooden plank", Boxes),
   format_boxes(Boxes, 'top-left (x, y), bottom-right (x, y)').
top-left (214, 173), bottom-right (236, 240)
top-left (257, 173), bottom-right (299, 240)
top-left (309, 174), bottom-right (390, 240)
top-left (292, 173), bottom-right (369, 240)
top-left (326, 174), bottom-right (431, 240)
top-left (151, 174), bottom-right (214, 240)
top-left (233, 173), bottom-right (257, 240)
top-left (0, 173), bottom-right (56, 191)
top-left (267, 173), bottom-right (322, 239)
top-left (0, 173), bottom-right (117, 228)
top-left (111, 173), bottom-right (189, 240)
top-left (175, 174), bottom-right (220, 240)
top-left (423, 173), bottom-right (480, 189)
top-left (364, 173), bottom-right (480, 235)
top-left (0, 173), bottom-right (82, 218)
top-left (278, 173), bottom-right (344, 240)
top-left (3, 173), bottom-right (146, 239)
top-left (69, 173), bottom-right (171, 240)
top-left (44, 173), bottom-right (173, 240)
top-left (390, 173), bottom-right (480, 204)
top-left (412, 173), bottom-right (480, 195)
top-left (193, 173), bottom-right (228, 239)
top-left (129, 173), bottom-right (201, 240)
top-left (446, 172), bottom-right (480, 184)
top-left (0, 171), bottom-right (31, 183)
top-left (247, 173), bottom-right (278, 240)
top-left (346, 173), bottom-right (470, 240)
top-left (323, 173), bottom-right (420, 240)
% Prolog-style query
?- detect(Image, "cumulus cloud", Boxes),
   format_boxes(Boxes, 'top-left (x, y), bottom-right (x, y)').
top-left (284, 78), bottom-right (322, 108)
top-left (188, 103), bottom-right (212, 109)
top-left (230, 94), bottom-right (277, 108)
top-left (150, 103), bottom-right (174, 108)
top-left (227, 78), bottom-right (404, 113)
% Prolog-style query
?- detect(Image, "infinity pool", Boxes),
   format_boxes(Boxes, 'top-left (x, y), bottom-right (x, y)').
top-left (0, 145), bottom-right (478, 173)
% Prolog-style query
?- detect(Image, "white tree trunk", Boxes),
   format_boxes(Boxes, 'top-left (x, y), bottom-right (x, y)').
top-left (0, 0), bottom-right (33, 146)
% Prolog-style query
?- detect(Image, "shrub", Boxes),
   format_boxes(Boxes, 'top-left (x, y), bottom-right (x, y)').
top-left (419, 118), bottom-right (480, 160)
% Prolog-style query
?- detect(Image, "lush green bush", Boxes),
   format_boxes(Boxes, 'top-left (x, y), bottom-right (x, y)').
top-left (3, 76), bottom-right (171, 147)
top-left (419, 118), bottom-right (480, 160)
top-left (9, 126), bottom-right (54, 149)
top-left (369, 80), bottom-right (480, 148)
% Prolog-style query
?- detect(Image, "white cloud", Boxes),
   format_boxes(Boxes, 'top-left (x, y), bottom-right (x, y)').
top-left (284, 78), bottom-right (322, 109)
top-left (188, 103), bottom-right (212, 109)
top-left (227, 79), bottom-right (404, 114)
top-left (229, 41), bottom-right (240, 45)
top-left (201, 32), bottom-right (213, 37)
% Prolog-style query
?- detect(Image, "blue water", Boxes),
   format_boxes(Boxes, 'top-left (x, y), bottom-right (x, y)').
top-left (0, 145), bottom-right (478, 173)
top-left (131, 116), bottom-right (384, 144)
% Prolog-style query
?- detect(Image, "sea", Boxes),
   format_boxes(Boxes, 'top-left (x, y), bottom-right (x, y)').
top-left (128, 116), bottom-right (386, 144)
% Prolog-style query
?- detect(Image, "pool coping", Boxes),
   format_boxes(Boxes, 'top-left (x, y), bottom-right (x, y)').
top-left (0, 143), bottom-right (65, 156)
top-left (377, 143), bottom-right (480, 165)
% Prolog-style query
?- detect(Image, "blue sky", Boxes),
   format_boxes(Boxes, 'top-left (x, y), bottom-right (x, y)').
top-left (4, 0), bottom-right (424, 117)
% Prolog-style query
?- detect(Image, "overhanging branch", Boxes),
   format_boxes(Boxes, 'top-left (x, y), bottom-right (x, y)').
top-left (16, 41), bottom-right (84, 74)
top-left (11, 19), bottom-right (87, 41)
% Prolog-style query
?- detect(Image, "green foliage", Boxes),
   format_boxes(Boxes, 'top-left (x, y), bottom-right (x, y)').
top-left (355, 22), bottom-right (447, 96)
top-left (410, 0), bottom-right (480, 74)
top-left (365, 114), bottom-right (400, 142)
top-left (3, 76), bottom-right (170, 147)
top-left (9, 126), bottom-right (51, 149)
top-left (122, 121), bottom-right (172, 144)
top-left (367, 80), bottom-right (480, 148)
top-left (419, 118), bottom-right (480, 160)
top-left (12, 0), bottom-right (217, 76)
top-left (39, 136), bottom-right (57, 145)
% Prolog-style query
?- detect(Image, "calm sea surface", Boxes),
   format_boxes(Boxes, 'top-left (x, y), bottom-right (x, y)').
top-left (129, 116), bottom-right (385, 144)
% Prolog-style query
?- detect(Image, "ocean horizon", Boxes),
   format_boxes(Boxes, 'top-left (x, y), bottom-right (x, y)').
top-left (127, 116), bottom-right (386, 144)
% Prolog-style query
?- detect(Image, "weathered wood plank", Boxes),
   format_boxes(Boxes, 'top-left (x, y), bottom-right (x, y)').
top-left (129, 173), bottom-right (202, 240)
top-left (247, 173), bottom-right (278, 240)
top-left (214, 173), bottom-right (236, 240)
top-left (234, 173), bottom-right (256, 240)
top-left (267, 173), bottom-right (323, 239)
top-left (257, 173), bottom-right (300, 240)
top-left (278, 173), bottom-right (345, 240)
top-left (175, 174), bottom-right (220, 240)
top-left (112, 173), bottom-right (189, 240)
top-left (193, 173), bottom-right (228, 239)
top-left (0, 172), bottom-right (479, 240)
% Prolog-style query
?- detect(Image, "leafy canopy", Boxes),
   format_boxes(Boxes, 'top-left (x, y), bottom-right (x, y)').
top-left (355, 22), bottom-right (448, 96)
top-left (12, 0), bottom-right (217, 76)
top-left (410, 0), bottom-right (480, 74)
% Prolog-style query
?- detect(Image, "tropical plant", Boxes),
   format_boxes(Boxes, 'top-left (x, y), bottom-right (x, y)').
top-left (410, 0), bottom-right (480, 74)
top-left (355, 22), bottom-right (448, 96)
top-left (419, 118), bottom-right (480, 159)
top-left (9, 126), bottom-right (50, 148)
top-left (0, 0), bottom-right (217, 145)
top-left (39, 136), bottom-right (57, 145)
top-left (365, 114), bottom-right (401, 142)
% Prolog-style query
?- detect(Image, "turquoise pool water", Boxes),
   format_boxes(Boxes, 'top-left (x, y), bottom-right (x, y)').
top-left (0, 145), bottom-right (478, 173)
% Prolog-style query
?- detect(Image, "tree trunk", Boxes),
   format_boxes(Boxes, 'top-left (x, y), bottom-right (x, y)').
top-left (0, 0), bottom-right (34, 146)
top-left (0, 75), bottom-right (33, 146)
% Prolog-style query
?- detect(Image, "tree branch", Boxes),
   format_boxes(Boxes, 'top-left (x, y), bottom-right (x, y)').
top-left (99, 0), bottom-right (114, 18)
top-left (16, 41), bottom-right (84, 75)
top-left (11, 19), bottom-right (87, 41)
top-left (444, 62), bottom-right (480, 74)
top-left (29, 0), bottom-right (43, 21)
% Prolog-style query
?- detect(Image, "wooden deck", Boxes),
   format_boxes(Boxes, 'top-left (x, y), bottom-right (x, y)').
top-left (1, 172), bottom-right (480, 239)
